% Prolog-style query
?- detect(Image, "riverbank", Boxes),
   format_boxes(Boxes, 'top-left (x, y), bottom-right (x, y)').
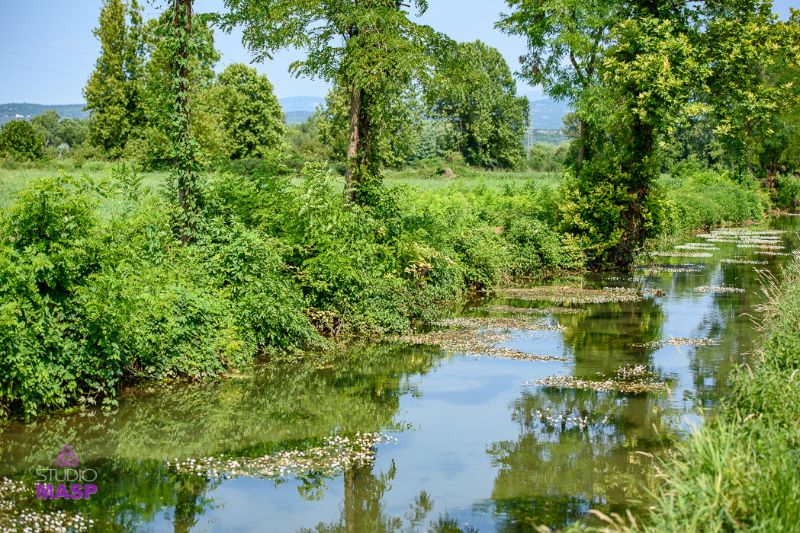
top-left (648, 249), bottom-right (800, 530)
top-left (0, 161), bottom-right (776, 421)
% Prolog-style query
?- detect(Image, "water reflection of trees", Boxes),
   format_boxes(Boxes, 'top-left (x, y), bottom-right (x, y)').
top-left (559, 298), bottom-right (665, 375)
top-left (0, 342), bottom-right (443, 530)
top-left (483, 290), bottom-right (676, 530)
top-left (487, 388), bottom-right (678, 531)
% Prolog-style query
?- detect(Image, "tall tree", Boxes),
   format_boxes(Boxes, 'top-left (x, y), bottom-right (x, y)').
top-left (84, 0), bottom-right (145, 157)
top-left (219, 0), bottom-right (442, 204)
top-left (134, 5), bottom-right (220, 168)
top-left (498, 0), bottom-right (617, 167)
top-left (702, 1), bottom-right (799, 179)
top-left (426, 40), bottom-right (529, 169)
top-left (212, 63), bottom-right (285, 159)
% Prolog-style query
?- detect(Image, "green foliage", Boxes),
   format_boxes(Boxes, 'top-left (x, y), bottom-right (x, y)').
top-left (426, 41), bottom-right (529, 169)
top-left (527, 143), bottom-right (566, 172)
top-left (211, 63), bottom-right (286, 160)
top-left (0, 120), bottom-right (45, 161)
top-left (662, 169), bottom-right (767, 232)
top-left (220, 0), bottom-right (444, 204)
top-left (197, 222), bottom-right (320, 350)
top-left (774, 174), bottom-right (800, 211)
top-left (558, 160), bottom-right (668, 268)
top-left (0, 176), bottom-right (259, 420)
top-left (84, 0), bottom-right (145, 157)
top-left (31, 111), bottom-right (90, 152)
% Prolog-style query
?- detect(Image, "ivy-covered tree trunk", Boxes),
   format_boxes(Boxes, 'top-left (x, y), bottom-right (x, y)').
top-left (169, 0), bottom-right (201, 241)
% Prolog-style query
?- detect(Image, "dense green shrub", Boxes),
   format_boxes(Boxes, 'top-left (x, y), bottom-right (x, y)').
top-left (0, 120), bottom-right (45, 161)
top-left (559, 159), bottom-right (671, 268)
top-left (505, 216), bottom-right (582, 275)
top-left (0, 176), bottom-right (260, 419)
top-left (198, 222), bottom-right (321, 350)
top-left (774, 173), bottom-right (800, 211)
top-left (663, 169), bottom-right (767, 232)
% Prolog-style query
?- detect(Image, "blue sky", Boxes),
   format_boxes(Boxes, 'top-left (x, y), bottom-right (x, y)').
top-left (0, 0), bottom-right (795, 104)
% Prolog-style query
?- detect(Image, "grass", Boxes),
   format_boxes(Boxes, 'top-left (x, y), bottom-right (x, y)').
top-left (0, 158), bottom-right (563, 208)
top-left (383, 159), bottom-right (563, 190)
top-left (647, 252), bottom-right (800, 531)
top-left (0, 159), bottom-right (170, 209)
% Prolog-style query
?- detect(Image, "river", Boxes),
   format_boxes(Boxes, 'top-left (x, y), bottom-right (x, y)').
top-left (1, 216), bottom-right (798, 532)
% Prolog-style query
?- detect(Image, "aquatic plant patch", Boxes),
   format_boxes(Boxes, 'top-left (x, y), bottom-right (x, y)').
top-left (497, 286), bottom-right (643, 305)
top-left (651, 251), bottom-right (714, 258)
top-left (753, 250), bottom-right (790, 256)
top-left (533, 406), bottom-right (613, 430)
top-left (485, 305), bottom-right (586, 316)
top-left (694, 285), bottom-right (746, 294)
top-left (720, 258), bottom-right (769, 265)
top-left (389, 329), bottom-right (513, 354)
top-left (430, 317), bottom-right (565, 332)
top-left (634, 337), bottom-right (721, 348)
top-left (0, 478), bottom-right (93, 532)
top-left (469, 348), bottom-right (567, 362)
top-left (525, 365), bottom-right (668, 394)
top-left (636, 264), bottom-right (706, 274)
top-left (674, 243), bottom-right (720, 250)
top-left (165, 433), bottom-right (394, 481)
top-left (736, 244), bottom-right (786, 250)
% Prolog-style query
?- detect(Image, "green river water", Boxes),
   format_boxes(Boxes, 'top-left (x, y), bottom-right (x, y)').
top-left (1, 216), bottom-right (798, 532)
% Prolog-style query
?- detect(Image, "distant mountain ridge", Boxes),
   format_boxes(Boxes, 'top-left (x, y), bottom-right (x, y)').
top-left (1, 96), bottom-right (570, 131)
top-left (0, 99), bottom-right (322, 126)
top-left (0, 103), bottom-right (88, 125)
top-left (527, 97), bottom-right (571, 131)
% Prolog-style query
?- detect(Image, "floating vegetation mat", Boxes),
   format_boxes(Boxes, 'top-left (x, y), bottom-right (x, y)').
top-left (651, 251), bottom-right (713, 258)
top-left (711, 229), bottom-right (786, 236)
top-left (694, 285), bottom-right (746, 294)
top-left (470, 348), bottom-right (567, 362)
top-left (430, 317), bottom-right (564, 332)
top-left (720, 258), bottom-right (769, 265)
top-left (754, 251), bottom-right (790, 256)
top-left (636, 263), bottom-right (706, 274)
top-left (634, 337), bottom-right (720, 348)
top-left (525, 365), bottom-right (668, 394)
top-left (485, 305), bottom-right (586, 316)
top-left (390, 329), bottom-right (511, 354)
top-left (497, 286), bottom-right (642, 305)
top-left (0, 478), bottom-right (93, 532)
top-left (166, 433), bottom-right (394, 481)
top-left (674, 243), bottom-right (720, 250)
top-left (737, 244), bottom-right (786, 250)
top-left (702, 238), bottom-right (741, 244)
top-left (390, 323), bottom-right (565, 361)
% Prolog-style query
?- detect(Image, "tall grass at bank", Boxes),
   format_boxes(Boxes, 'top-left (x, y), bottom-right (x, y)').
top-left (648, 251), bottom-right (800, 531)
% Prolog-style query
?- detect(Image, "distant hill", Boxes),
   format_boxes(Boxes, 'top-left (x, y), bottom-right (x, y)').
top-left (527, 97), bottom-right (571, 131)
top-left (0, 103), bottom-right (88, 125)
top-left (284, 110), bottom-right (313, 125)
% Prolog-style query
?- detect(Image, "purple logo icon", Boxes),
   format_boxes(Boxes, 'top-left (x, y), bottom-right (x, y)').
top-left (54, 445), bottom-right (80, 468)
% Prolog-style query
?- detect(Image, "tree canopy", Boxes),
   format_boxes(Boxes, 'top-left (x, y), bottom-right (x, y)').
top-left (219, 0), bottom-right (444, 204)
top-left (426, 40), bottom-right (529, 169)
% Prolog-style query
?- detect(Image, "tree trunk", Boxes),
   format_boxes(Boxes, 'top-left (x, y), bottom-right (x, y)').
top-left (577, 119), bottom-right (588, 168)
top-left (344, 83), bottom-right (362, 203)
